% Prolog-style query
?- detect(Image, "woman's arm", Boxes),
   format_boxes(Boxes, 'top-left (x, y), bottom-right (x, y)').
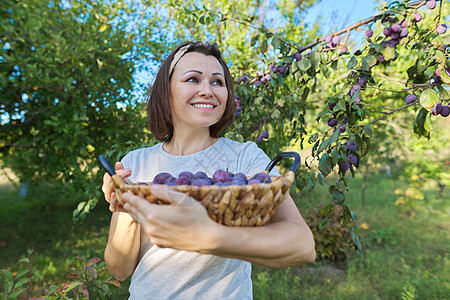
top-left (104, 212), bottom-right (141, 281)
top-left (121, 185), bottom-right (315, 268)
top-left (209, 195), bottom-right (315, 267)
top-left (102, 162), bottom-right (141, 281)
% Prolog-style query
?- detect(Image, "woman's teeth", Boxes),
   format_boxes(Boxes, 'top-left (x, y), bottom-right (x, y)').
top-left (192, 104), bottom-right (214, 109)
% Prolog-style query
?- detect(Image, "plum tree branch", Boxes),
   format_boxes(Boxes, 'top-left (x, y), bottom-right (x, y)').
top-left (298, 0), bottom-right (427, 53)
top-left (355, 100), bottom-right (419, 134)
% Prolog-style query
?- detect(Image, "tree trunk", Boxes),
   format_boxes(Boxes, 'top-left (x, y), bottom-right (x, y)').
top-left (361, 159), bottom-right (371, 209)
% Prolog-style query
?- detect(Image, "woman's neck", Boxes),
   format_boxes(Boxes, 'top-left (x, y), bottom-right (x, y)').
top-left (163, 129), bottom-right (219, 156)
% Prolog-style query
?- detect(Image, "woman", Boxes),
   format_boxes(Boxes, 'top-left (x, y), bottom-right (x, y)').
top-left (102, 41), bottom-right (315, 299)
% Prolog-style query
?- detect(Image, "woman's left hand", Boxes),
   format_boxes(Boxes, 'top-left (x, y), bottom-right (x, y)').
top-left (121, 185), bottom-right (219, 252)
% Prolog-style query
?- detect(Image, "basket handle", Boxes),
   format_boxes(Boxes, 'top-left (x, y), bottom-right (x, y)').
top-left (265, 151), bottom-right (301, 173)
top-left (98, 154), bottom-right (116, 176)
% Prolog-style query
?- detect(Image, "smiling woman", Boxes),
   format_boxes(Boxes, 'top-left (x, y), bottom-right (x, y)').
top-left (147, 42), bottom-right (236, 144)
top-left (101, 41), bottom-right (315, 300)
top-left (169, 52), bottom-right (228, 139)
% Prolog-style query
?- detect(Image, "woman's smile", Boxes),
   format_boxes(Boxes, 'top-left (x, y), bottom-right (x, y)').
top-left (170, 52), bottom-right (228, 130)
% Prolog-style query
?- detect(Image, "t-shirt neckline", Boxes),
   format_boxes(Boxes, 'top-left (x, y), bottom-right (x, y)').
top-left (159, 137), bottom-right (224, 158)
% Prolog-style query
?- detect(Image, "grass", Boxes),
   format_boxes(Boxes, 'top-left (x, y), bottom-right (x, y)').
top-left (0, 171), bottom-right (448, 299)
top-left (252, 171), bottom-right (449, 300)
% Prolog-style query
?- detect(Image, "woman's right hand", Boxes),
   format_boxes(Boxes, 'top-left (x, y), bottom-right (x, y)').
top-left (102, 162), bottom-right (132, 213)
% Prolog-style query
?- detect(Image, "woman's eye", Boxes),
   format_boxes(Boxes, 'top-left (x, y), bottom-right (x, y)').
top-left (212, 79), bottom-right (223, 86)
top-left (186, 77), bottom-right (198, 83)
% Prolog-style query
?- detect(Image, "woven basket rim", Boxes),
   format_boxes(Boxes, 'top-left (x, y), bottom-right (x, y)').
top-left (113, 170), bottom-right (295, 190)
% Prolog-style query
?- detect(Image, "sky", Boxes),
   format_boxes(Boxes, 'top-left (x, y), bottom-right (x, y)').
top-left (304, 0), bottom-right (379, 34)
top-left (132, 0), bottom-right (382, 99)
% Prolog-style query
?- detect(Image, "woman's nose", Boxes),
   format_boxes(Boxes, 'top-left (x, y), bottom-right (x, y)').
top-left (198, 82), bottom-right (213, 98)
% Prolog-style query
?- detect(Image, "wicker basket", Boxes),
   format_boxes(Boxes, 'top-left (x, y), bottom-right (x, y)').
top-left (98, 152), bottom-right (300, 227)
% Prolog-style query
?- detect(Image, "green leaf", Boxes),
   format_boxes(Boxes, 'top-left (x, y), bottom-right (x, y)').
top-left (307, 179), bottom-right (315, 192)
top-left (251, 34), bottom-right (259, 47)
top-left (309, 51), bottom-right (321, 69)
top-left (318, 137), bottom-right (331, 153)
top-left (224, 131), bottom-right (235, 139)
top-left (363, 124), bottom-right (372, 137)
top-left (14, 270), bottom-right (29, 279)
top-left (8, 288), bottom-right (26, 299)
top-left (63, 281), bottom-right (83, 293)
top-left (320, 203), bottom-right (335, 215)
top-left (414, 108), bottom-right (431, 139)
top-left (346, 56), bottom-right (358, 70)
top-left (271, 109), bottom-right (281, 119)
top-left (18, 257), bottom-right (29, 264)
top-left (317, 172), bottom-right (323, 185)
top-left (13, 277), bottom-right (30, 289)
top-left (308, 133), bottom-right (319, 143)
top-left (329, 128), bottom-right (340, 145)
top-left (331, 60), bottom-right (338, 70)
top-left (382, 46), bottom-right (396, 61)
top-left (332, 189), bottom-right (345, 204)
top-left (419, 89), bottom-right (439, 109)
top-left (424, 111), bottom-right (433, 132)
top-left (271, 36), bottom-right (282, 49)
top-left (318, 153), bottom-right (332, 177)
top-left (259, 39), bottom-right (268, 53)
top-left (298, 59), bottom-right (311, 71)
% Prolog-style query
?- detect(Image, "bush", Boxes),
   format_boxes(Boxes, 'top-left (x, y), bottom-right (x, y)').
top-left (304, 204), bottom-right (353, 261)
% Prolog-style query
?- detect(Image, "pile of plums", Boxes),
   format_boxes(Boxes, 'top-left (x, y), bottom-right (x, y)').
top-left (140, 170), bottom-right (273, 187)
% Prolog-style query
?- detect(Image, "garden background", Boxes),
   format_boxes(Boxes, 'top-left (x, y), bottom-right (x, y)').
top-left (1, 0), bottom-right (449, 299)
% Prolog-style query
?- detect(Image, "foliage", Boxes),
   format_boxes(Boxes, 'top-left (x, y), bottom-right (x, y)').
top-left (304, 204), bottom-right (353, 261)
top-left (42, 255), bottom-right (121, 300)
top-left (0, 249), bottom-right (120, 300)
top-left (1, 249), bottom-right (40, 300)
top-left (0, 0), bottom-right (161, 217)
top-left (1, 0), bottom-right (448, 246)
top-left (170, 0), bottom-right (449, 234)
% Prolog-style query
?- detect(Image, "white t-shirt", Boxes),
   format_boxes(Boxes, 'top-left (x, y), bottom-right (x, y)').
top-left (121, 138), bottom-right (278, 300)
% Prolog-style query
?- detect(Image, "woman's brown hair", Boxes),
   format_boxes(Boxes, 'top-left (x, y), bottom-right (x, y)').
top-left (145, 41), bottom-right (235, 141)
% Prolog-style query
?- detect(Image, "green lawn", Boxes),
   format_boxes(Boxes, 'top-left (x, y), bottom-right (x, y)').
top-left (1, 171), bottom-right (448, 299)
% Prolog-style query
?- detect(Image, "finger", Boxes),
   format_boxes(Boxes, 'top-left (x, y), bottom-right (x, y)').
top-left (122, 192), bottom-right (154, 215)
top-left (115, 161), bottom-right (124, 170)
top-left (122, 194), bottom-right (157, 226)
top-left (150, 184), bottom-right (197, 208)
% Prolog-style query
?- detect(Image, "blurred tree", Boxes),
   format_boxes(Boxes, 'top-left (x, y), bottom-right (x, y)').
top-left (0, 0), bottom-right (167, 205)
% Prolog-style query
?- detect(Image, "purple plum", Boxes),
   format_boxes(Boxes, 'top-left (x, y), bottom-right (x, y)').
top-left (348, 154), bottom-right (358, 165)
top-left (432, 103), bottom-right (443, 115)
top-left (165, 177), bottom-right (177, 186)
top-left (194, 171), bottom-right (208, 179)
top-left (176, 177), bottom-right (191, 185)
top-left (212, 169), bottom-right (230, 183)
top-left (426, 0), bottom-right (436, 10)
top-left (413, 13), bottom-right (422, 22)
top-left (340, 161), bottom-right (350, 171)
top-left (440, 106), bottom-right (450, 117)
top-left (178, 171), bottom-right (194, 180)
top-left (230, 177), bottom-right (246, 186)
top-left (234, 173), bottom-right (248, 184)
top-left (328, 119), bottom-right (337, 127)
top-left (153, 172), bottom-right (173, 184)
top-left (347, 141), bottom-right (357, 152)
top-left (406, 94), bottom-right (417, 104)
top-left (248, 179), bottom-right (262, 185)
top-left (253, 172), bottom-right (272, 183)
top-left (191, 179), bottom-right (213, 187)
top-left (437, 24), bottom-right (447, 34)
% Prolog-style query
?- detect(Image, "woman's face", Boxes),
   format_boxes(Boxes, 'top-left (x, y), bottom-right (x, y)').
top-left (169, 52), bottom-right (228, 132)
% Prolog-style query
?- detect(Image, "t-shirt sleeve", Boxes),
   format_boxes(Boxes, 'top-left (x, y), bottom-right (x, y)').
top-left (241, 142), bottom-right (280, 177)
